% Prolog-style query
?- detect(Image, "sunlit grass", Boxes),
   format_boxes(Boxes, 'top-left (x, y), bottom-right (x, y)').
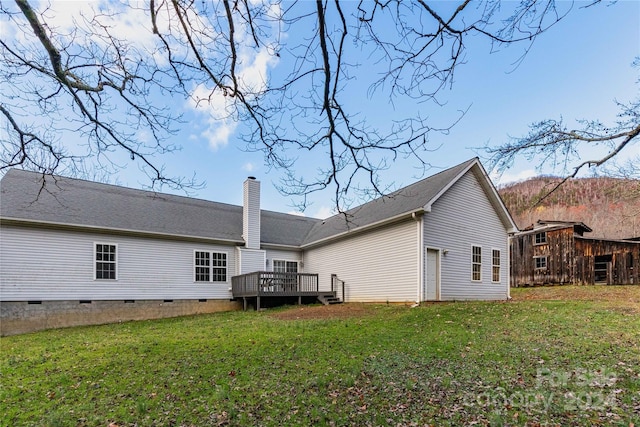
top-left (2, 287), bottom-right (639, 426)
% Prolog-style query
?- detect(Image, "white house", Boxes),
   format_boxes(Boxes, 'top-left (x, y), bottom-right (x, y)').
top-left (0, 158), bottom-right (517, 335)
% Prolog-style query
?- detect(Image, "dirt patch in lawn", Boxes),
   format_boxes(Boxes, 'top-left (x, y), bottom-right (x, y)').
top-left (270, 287), bottom-right (640, 320)
top-left (511, 285), bottom-right (640, 313)
top-left (270, 303), bottom-right (377, 320)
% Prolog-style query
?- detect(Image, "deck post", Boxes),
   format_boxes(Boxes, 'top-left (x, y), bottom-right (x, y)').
top-left (243, 297), bottom-right (247, 311)
top-left (298, 296), bottom-right (302, 305)
top-left (257, 296), bottom-right (260, 311)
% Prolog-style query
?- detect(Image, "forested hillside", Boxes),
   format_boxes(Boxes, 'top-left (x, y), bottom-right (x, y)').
top-left (498, 177), bottom-right (640, 239)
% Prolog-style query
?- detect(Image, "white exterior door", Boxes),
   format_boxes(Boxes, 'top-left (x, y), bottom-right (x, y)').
top-left (426, 248), bottom-right (440, 301)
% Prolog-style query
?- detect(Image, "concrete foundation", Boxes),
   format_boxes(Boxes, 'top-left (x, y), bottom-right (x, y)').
top-left (0, 299), bottom-right (241, 336)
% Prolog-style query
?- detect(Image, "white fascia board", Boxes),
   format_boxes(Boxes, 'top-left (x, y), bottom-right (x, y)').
top-left (423, 159), bottom-right (518, 233)
top-left (0, 217), bottom-right (244, 245)
top-left (423, 159), bottom-right (478, 213)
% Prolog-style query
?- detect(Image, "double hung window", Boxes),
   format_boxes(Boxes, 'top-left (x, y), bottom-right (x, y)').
top-left (195, 251), bottom-right (227, 282)
top-left (95, 243), bottom-right (117, 280)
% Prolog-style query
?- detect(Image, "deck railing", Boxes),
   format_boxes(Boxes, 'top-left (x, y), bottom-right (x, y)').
top-left (232, 271), bottom-right (319, 297)
top-left (331, 274), bottom-right (346, 302)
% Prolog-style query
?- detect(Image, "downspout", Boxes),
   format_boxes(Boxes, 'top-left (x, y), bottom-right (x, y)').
top-left (412, 212), bottom-right (423, 304)
top-left (507, 233), bottom-right (514, 300)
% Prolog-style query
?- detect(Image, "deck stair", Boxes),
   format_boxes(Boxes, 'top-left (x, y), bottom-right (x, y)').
top-left (317, 294), bottom-right (342, 305)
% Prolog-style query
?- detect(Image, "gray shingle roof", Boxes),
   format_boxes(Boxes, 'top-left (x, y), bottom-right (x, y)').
top-left (1, 157), bottom-right (508, 247)
top-left (301, 158), bottom-right (478, 245)
top-left (0, 170), bottom-right (319, 246)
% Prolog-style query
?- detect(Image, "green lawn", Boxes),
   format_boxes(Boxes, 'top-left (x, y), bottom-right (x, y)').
top-left (2, 287), bottom-right (639, 426)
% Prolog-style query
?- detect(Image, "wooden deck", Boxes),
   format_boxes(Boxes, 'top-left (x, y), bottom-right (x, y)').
top-left (231, 271), bottom-right (339, 310)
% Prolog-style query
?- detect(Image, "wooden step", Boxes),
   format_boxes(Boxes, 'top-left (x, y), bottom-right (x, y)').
top-left (317, 294), bottom-right (342, 305)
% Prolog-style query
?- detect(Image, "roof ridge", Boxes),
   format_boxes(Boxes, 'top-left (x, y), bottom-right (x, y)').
top-left (3, 168), bottom-right (245, 210)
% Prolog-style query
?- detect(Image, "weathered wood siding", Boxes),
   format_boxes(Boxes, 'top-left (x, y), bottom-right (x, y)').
top-left (510, 228), bottom-right (576, 287)
top-left (0, 225), bottom-right (236, 301)
top-left (511, 227), bottom-right (640, 286)
top-left (575, 238), bottom-right (639, 285)
top-left (424, 170), bottom-right (510, 300)
top-left (303, 219), bottom-right (419, 302)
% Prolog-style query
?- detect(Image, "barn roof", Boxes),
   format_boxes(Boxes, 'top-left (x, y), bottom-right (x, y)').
top-left (519, 220), bottom-right (593, 236)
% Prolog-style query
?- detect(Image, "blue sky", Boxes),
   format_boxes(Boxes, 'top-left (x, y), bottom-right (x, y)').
top-left (177, 1), bottom-right (639, 217)
top-left (4, 1), bottom-right (639, 218)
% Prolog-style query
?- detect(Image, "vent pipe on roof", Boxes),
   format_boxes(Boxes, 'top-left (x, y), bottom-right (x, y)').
top-left (243, 177), bottom-right (261, 249)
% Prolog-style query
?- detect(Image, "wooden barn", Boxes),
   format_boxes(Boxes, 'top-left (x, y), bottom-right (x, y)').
top-left (510, 220), bottom-right (640, 287)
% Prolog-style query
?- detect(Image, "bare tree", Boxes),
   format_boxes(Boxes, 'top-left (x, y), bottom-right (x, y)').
top-left (487, 58), bottom-right (640, 204)
top-left (1, 0), bottom-right (573, 207)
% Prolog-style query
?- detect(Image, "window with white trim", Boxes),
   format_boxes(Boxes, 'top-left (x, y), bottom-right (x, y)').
top-left (95, 243), bottom-right (117, 280)
top-left (472, 246), bottom-right (482, 281)
top-left (492, 249), bottom-right (501, 282)
top-left (194, 251), bottom-right (227, 282)
top-left (535, 256), bottom-right (547, 270)
top-left (273, 260), bottom-right (298, 273)
top-left (195, 251), bottom-right (210, 282)
top-left (535, 232), bottom-right (547, 245)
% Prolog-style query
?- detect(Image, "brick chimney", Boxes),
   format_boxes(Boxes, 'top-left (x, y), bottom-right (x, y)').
top-left (243, 177), bottom-right (261, 249)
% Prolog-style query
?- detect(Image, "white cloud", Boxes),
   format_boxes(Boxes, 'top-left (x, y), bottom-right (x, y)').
top-left (7, 0), bottom-right (280, 153)
top-left (312, 205), bottom-right (335, 219)
top-left (185, 2), bottom-right (281, 150)
top-left (188, 45), bottom-right (279, 150)
top-left (491, 169), bottom-right (538, 187)
top-left (36, 1), bottom-right (159, 57)
top-left (242, 162), bottom-right (256, 172)
top-left (188, 83), bottom-right (237, 150)
top-left (237, 48), bottom-right (279, 93)
top-left (201, 122), bottom-right (237, 150)
top-left (287, 210), bottom-right (306, 217)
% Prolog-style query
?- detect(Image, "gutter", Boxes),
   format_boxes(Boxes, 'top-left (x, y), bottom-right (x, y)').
top-left (0, 217), bottom-right (244, 246)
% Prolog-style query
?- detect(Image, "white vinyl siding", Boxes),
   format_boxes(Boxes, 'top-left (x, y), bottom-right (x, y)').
top-left (243, 178), bottom-right (261, 249)
top-left (423, 169), bottom-right (509, 300)
top-left (237, 248), bottom-right (266, 274)
top-left (0, 225), bottom-right (235, 301)
top-left (304, 219), bottom-right (418, 303)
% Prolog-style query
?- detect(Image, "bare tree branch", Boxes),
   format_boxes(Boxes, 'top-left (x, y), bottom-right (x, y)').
top-left (1, 0), bottom-right (587, 210)
top-left (487, 90), bottom-right (640, 206)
